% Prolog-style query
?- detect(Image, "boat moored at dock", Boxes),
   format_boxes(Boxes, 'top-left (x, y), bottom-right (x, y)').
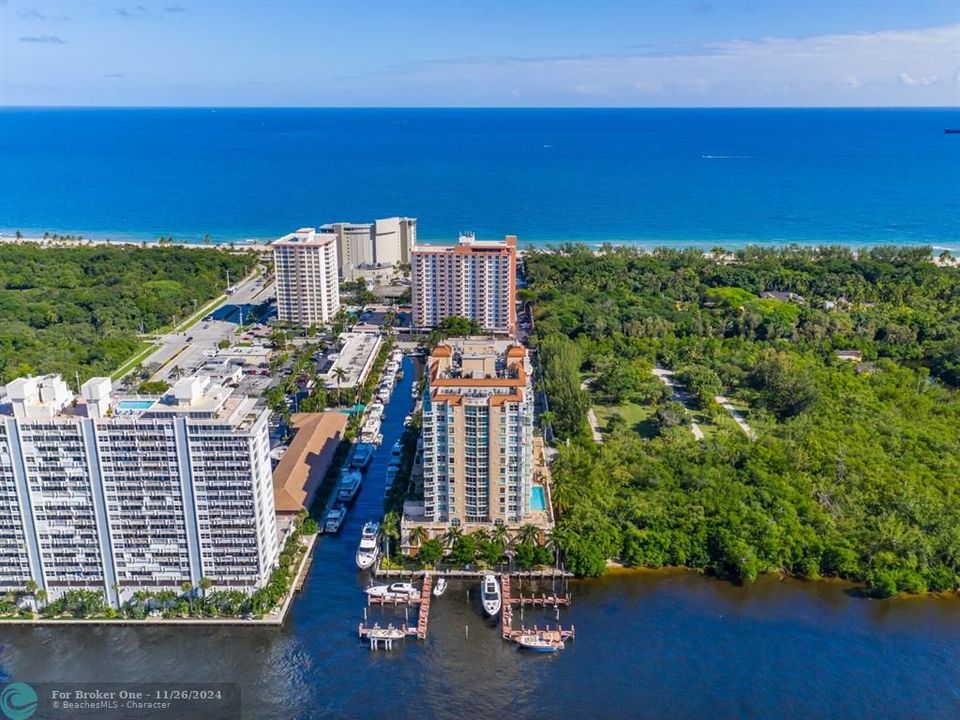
top-left (516, 634), bottom-right (565, 653)
top-left (348, 442), bottom-right (375, 470)
top-left (433, 578), bottom-right (448, 597)
top-left (355, 521), bottom-right (380, 569)
top-left (365, 582), bottom-right (421, 601)
top-left (480, 574), bottom-right (502, 616)
top-left (337, 469), bottom-right (363, 503)
top-left (324, 504), bottom-right (347, 533)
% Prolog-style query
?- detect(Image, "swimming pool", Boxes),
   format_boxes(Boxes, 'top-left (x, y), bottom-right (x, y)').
top-left (116, 399), bottom-right (156, 411)
top-left (530, 486), bottom-right (547, 512)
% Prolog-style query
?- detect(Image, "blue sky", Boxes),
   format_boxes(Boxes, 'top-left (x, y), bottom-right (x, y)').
top-left (1, 0), bottom-right (958, 106)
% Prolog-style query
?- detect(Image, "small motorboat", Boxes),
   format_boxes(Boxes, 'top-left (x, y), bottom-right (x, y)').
top-left (390, 441), bottom-right (402, 458)
top-left (516, 635), bottom-right (565, 653)
top-left (403, 414), bottom-right (413, 427)
top-left (365, 582), bottom-right (420, 601)
top-left (324, 505), bottom-right (347, 534)
top-left (337, 469), bottom-right (363, 503)
top-left (480, 574), bottom-right (502, 616)
top-left (355, 521), bottom-right (380, 569)
top-left (433, 578), bottom-right (448, 597)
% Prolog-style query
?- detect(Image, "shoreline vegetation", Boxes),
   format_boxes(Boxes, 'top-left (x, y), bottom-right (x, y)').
top-left (528, 243), bottom-right (960, 598)
top-left (4, 232), bottom-right (960, 260)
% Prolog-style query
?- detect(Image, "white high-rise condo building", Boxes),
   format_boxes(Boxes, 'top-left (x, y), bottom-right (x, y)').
top-left (412, 234), bottom-right (517, 336)
top-left (0, 374), bottom-right (280, 609)
top-left (273, 228), bottom-right (340, 327)
top-left (320, 217), bottom-right (417, 281)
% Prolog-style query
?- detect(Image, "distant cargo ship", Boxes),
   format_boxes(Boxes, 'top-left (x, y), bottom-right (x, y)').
top-left (946, 129), bottom-right (960, 134)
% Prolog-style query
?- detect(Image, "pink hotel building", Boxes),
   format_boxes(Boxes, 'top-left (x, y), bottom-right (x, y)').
top-left (411, 234), bottom-right (518, 336)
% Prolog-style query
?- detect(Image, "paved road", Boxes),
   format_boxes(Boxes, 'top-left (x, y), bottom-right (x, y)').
top-left (123, 272), bottom-right (274, 385)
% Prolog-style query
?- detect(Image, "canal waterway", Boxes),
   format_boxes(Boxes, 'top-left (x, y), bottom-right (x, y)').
top-left (2, 356), bottom-right (960, 719)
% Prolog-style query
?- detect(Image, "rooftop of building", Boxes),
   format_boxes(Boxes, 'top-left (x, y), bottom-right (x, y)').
top-left (272, 412), bottom-right (349, 514)
top-left (1, 373), bottom-right (263, 430)
top-left (319, 217), bottom-right (415, 232)
top-left (427, 338), bottom-right (530, 398)
top-left (413, 233), bottom-right (517, 254)
top-left (272, 228), bottom-right (337, 247)
top-left (323, 332), bottom-right (383, 389)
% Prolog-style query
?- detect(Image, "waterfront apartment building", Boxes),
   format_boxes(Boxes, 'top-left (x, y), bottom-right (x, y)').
top-left (272, 227), bottom-right (341, 327)
top-left (320, 217), bottom-right (417, 281)
top-left (412, 234), bottom-right (517, 336)
top-left (419, 339), bottom-right (536, 527)
top-left (0, 374), bottom-right (280, 609)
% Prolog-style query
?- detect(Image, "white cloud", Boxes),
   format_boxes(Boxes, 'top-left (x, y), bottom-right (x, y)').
top-left (898, 72), bottom-right (939, 86)
top-left (373, 23), bottom-right (960, 106)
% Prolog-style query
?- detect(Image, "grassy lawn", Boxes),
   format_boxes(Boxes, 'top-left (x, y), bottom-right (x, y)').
top-left (111, 342), bottom-right (156, 381)
top-left (594, 402), bottom-right (658, 438)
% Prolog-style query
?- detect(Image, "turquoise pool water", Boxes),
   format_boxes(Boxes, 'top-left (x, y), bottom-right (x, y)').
top-left (531, 486), bottom-right (547, 512)
top-left (116, 399), bottom-right (156, 411)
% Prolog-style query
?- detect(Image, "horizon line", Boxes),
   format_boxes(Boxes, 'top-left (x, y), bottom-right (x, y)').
top-left (0, 104), bottom-right (957, 111)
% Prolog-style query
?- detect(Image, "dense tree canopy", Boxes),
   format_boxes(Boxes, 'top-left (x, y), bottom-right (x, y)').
top-left (0, 244), bottom-right (256, 382)
top-left (525, 244), bottom-right (960, 595)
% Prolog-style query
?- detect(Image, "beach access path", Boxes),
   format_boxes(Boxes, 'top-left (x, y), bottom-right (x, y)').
top-left (715, 395), bottom-right (755, 438)
top-left (652, 367), bottom-right (704, 440)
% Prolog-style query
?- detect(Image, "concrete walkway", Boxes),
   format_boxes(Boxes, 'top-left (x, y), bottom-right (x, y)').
top-left (715, 395), bottom-right (755, 439)
top-left (652, 367), bottom-right (704, 440)
top-left (581, 378), bottom-right (604, 444)
top-left (586, 408), bottom-right (604, 443)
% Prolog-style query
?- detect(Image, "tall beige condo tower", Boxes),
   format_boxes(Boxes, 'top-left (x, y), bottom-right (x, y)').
top-left (321, 217), bottom-right (417, 281)
top-left (421, 339), bottom-right (534, 525)
top-left (272, 228), bottom-right (341, 326)
top-left (412, 234), bottom-right (517, 336)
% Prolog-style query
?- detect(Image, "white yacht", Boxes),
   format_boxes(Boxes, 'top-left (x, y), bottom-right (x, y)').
top-left (480, 574), bottom-right (502, 616)
top-left (355, 521), bottom-right (380, 569)
top-left (337, 469), bottom-right (363, 503)
top-left (433, 578), bottom-right (448, 597)
top-left (365, 582), bottom-right (420, 601)
top-left (324, 505), bottom-right (347, 534)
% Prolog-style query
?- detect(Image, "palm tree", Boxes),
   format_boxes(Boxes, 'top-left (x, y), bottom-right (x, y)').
top-left (199, 577), bottom-right (213, 613)
top-left (491, 523), bottom-right (509, 547)
top-left (203, 234), bottom-right (212, 245)
top-left (181, 581), bottom-right (194, 616)
top-left (34, 589), bottom-right (47, 607)
top-left (382, 511), bottom-right (400, 559)
top-left (24, 580), bottom-right (37, 596)
top-left (442, 526), bottom-right (463, 549)
top-left (408, 526), bottom-right (428, 557)
top-left (15, 230), bottom-right (22, 240)
top-left (516, 523), bottom-right (541, 547)
top-left (331, 367), bottom-right (349, 406)
top-left (471, 528), bottom-right (490, 544)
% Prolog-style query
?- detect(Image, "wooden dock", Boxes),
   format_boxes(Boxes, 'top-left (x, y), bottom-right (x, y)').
top-left (416, 574), bottom-right (432, 639)
top-left (357, 622), bottom-right (418, 650)
top-left (501, 574), bottom-right (575, 644)
top-left (367, 594), bottom-right (421, 607)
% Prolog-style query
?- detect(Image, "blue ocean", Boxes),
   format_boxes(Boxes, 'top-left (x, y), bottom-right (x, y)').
top-left (0, 108), bottom-right (958, 248)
